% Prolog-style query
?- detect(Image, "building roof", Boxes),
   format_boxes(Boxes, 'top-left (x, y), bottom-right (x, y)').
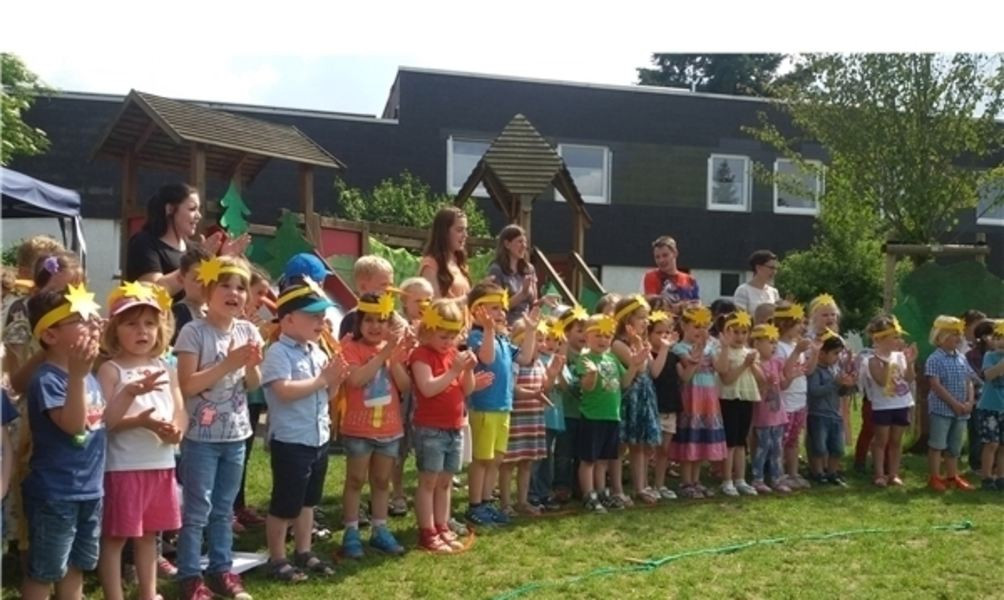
top-left (92, 90), bottom-right (345, 181)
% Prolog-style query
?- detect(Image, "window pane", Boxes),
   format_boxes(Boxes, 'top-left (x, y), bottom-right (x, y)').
top-left (978, 179), bottom-right (1004, 221)
top-left (719, 272), bottom-right (741, 297)
top-left (776, 160), bottom-right (818, 209)
top-left (451, 140), bottom-right (489, 190)
top-left (562, 146), bottom-right (605, 198)
top-left (711, 157), bottom-right (746, 207)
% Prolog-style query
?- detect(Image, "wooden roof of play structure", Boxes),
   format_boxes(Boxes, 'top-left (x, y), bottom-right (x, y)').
top-left (454, 113), bottom-right (592, 228)
top-left (93, 90), bottom-right (345, 182)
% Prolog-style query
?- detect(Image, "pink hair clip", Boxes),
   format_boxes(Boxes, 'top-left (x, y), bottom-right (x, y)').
top-left (42, 256), bottom-right (61, 274)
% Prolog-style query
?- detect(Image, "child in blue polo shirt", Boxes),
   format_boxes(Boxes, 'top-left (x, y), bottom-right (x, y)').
top-left (925, 316), bottom-right (977, 492)
top-left (976, 320), bottom-right (1004, 490)
top-left (22, 286), bottom-right (105, 600)
top-left (464, 282), bottom-right (539, 526)
top-left (261, 276), bottom-right (347, 582)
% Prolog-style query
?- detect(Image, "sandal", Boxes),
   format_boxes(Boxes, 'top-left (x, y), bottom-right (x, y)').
top-left (873, 476), bottom-right (888, 488)
top-left (266, 558), bottom-right (308, 583)
top-left (293, 551), bottom-right (335, 576)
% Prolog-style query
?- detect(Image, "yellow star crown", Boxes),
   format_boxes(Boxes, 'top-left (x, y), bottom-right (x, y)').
top-left (775, 303), bottom-right (805, 321)
top-left (932, 315), bottom-right (964, 334)
top-left (649, 310), bottom-right (672, 325)
top-left (614, 294), bottom-right (650, 323)
top-left (682, 305), bottom-right (712, 328)
top-left (472, 289), bottom-right (509, 312)
top-left (809, 293), bottom-right (837, 314)
top-left (420, 303), bottom-right (463, 332)
top-left (586, 314), bottom-right (617, 336)
top-left (751, 323), bottom-right (780, 341)
top-left (153, 285), bottom-right (173, 313)
top-left (195, 257), bottom-right (250, 286)
top-left (558, 305), bottom-right (589, 330)
top-left (122, 280), bottom-right (154, 302)
top-left (872, 316), bottom-right (906, 341)
top-left (819, 327), bottom-right (841, 342)
top-left (358, 291), bottom-right (397, 320)
top-left (33, 283), bottom-right (102, 338)
top-left (511, 321), bottom-right (548, 345)
top-left (725, 310), bottom-right (752, 330)
top-left (994, 320), bottom-right (1004, 337)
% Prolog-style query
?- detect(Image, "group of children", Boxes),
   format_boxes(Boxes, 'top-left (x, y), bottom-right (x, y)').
top-left (2, 234), bottom-right (1004, 600)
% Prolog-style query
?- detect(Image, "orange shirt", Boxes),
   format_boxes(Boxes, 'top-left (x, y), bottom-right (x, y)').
top-left (339, 338), bottom-right (403, 440)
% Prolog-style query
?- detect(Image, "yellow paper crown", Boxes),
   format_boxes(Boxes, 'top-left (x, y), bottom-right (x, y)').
top-left (932, 315), bottom-right (964, 334)
top-left (420, 303), bottom-right (463, 332)
top-left (871, 316), bottom-right (905, 341)
top-left (107, 281), bottom-right (172, 315)
top-left (276, 276), bottom-right (328, 308)
top-left (357, 291), bottom-right (397, 320)
top-left (33, 283), bottom-right (102, 338)
top-left (819, 328), bottom-right (841, 343)
top-left (809, 293), bottom-right (837, 314)
top-left (994, 320), bottom-right (1004, 337)
top-left (557, 305), bottom-right (589, 331)
top-left (649, 310), bottom-right (671, 325)
top-left (724, 311), bottom-right (752, 330)
top-left (586, 314), bottom-right (617, 336)
top-left (775, 303), bottom-right (805, 321)
top-left (751, 323), bottom-right (780, 341)
top-left (471, 289), bottom-right (509, 312)
top-left (512, 320), bottom-right (549, 344)
top-left (196, 256), bottom-right (251, 286)
top-left (614, 294), bottom-right (650, 323)
top-left (682, 305), bottom-right (712, 328)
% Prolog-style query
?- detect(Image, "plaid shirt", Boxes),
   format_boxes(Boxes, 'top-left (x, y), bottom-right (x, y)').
top-left (925, 348), bottom-right (974, 418)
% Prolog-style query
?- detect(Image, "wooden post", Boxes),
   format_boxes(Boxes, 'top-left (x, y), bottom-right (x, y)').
top-left (119, 149), bottom-right (138, 275)
top-left (299, 165), bottom-right (320, 246)
top-left (516, 195), bottom-right (532, 241)
top-left (190, 144), bottom-right (208, 222)
top-left (883, 251), bottom-right (897, 312)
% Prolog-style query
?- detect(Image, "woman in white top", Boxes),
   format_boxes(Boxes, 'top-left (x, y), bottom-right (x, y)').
top-left (733, 249), bottom-right (781, 314)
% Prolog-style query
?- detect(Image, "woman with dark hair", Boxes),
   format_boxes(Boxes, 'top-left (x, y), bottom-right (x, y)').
top-left (487, 224), bottom-right (537, 324)
top-left (125, 184), bottom-right (248, 298)
top-left (419, 206), bottom-right (472, 300)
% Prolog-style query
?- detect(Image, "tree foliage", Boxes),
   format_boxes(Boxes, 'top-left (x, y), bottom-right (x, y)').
top-left (1, 53), bottom-right (50, 165)
top-left (334, 171), bottom-right (490, 237)
top-left (637, 54), bottom-right (789, 96)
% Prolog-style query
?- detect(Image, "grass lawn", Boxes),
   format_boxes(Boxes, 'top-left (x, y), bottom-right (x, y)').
top-left (3, 441), bottom-right (1002, 599)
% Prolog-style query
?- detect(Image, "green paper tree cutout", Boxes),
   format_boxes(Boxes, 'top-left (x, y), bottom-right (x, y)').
top-left (219, 182), bottom-right (251, 237)
top-left (263, 212), bottom-right (313, 278)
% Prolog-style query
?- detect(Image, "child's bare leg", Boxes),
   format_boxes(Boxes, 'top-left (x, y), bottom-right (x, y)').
top-left (928, 448), bottom-right (943, 479)
top-left (784, 445), bottom-right (799, 478)
top-left (578, 462), bottom-right (595, 496)
top-left (415, 472), bottom-right (438, 531)
top-left (435, 473), bottom-right (454, 527)
top-left (369, 454), bottom-right (396, 522)
top-left (498, 463), bottom-right (513, 509)
top-left (609, 447), bottom-right (625, 496)
top-left (98, 536), bottom-right (127, 600)
top-left (596, 460), bottom-right (610, 494)
top-left (810, 456), bottom-right (824, 476)
top-left (392, 459), bottom-right (406, 502)
top-left (733, 446), bottom-right (747, 482)
top-left (944, 455), bottom-right (959, 480)
top-left (516, 461), bottom-right (533, 506)
top-left (21, 577), bottom-right (52, 600)
top-left (872, 426), bottom-right (890, 479)
top-left (995, 447), bottom-right (1004, 478)
top-left (654, 442), bottom-right (670, 489)
top-left (343, 454), bottom-right (369, 526)
top-left (888, 426), bottom-right (905, 478)
top-left (826, 456), bottom-right (842, 475)
top-left (468, 460), bottom-right (487, 505)
top-left (54, 567), bottom-right (83, 600)
top-left (293, 508), bottom-right (314, 554)
top-left (630, 445), bottom-right (647, 494)
top-left (134, 533), bottom-right (158, 600)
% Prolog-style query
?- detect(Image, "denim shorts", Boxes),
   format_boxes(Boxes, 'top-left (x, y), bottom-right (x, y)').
top-left (807, 415), bottom-right (845, 458)
top-left (413, 426), bottom-right (462, 473)
top-left (25, 497), bottom-right (102, 583)
top-left (928, 413), bottom-right (967, 457)
top-left (341, 435), bottom-right (401, 459)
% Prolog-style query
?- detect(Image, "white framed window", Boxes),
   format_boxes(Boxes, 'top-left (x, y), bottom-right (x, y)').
top-left (707, 154), bottom-right (751, 212)
top-left (977, 177), bottom-right (1004, 226)
top-left (446, 136), bottom-right (490, 197)
top-left (773, 159), bottom-right (824, 216)
top-left (556, 144), bottom-right (612, 204)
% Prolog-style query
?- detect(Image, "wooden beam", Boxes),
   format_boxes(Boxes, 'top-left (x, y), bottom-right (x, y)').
top-left (882, 242), bottom-right (990, 258)
top-left (133, 121), bottom-right (158, 155)
top-left (190, 143), bottom-right (207, 211)
top-left (299, 164), bottom-right (320, 245)
top-left (120, 149), bottom-right (138, 273)
top-left (226, 153), bottom-right (250, 188)
top-left (532, 246), bottom-right (575, 307)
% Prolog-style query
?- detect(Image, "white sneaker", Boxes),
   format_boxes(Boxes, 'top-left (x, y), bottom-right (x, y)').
top-left (656, 486), bottom-right (678, 500)
top-left (735, 480), bottom-right (758, 496)
top-left (794, 475), bottom-right (812, 489)
top-left (720, 481), bottom-right (740, 497)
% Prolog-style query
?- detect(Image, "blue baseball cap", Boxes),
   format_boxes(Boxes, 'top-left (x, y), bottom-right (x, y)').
top-left (282, 253), bottom-right (332, 285)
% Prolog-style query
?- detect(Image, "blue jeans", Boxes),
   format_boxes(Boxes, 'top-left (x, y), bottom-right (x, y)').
top-left (529, 429), bottom-right (560, 503)
top-left (176, 439), bottom-right (245, 579)
top-left (752, 426), bottom-right (784, 483)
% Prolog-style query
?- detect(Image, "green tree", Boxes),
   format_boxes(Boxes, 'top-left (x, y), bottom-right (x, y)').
top-left (334, 171), bottom-right (490, 237)
top-left (637, 54), bottom-right (788, 96)
top-left (1, 53), bottom-right (50, 165)
top-left (263, 211), bottom-right (313, 278)
top-left (219, 182), bottom-right (251, 237)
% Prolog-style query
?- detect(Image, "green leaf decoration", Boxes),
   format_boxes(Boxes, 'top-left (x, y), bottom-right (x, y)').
top-left (219, 182), bottom-right (251, 237)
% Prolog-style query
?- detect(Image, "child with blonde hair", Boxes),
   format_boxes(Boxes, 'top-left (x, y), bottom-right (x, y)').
top-left (774, 301), bottom-right (818, 490)
top-left (863, 315), bottom-right (917, 487)
top-left (649, 304), bottom-right (680, 500)
top-left (750, 324), bottom-right (789, 493)
top-left (714, 310), bottom-right (763, 497)
top-left (924, 315), bottom-right (976, 491)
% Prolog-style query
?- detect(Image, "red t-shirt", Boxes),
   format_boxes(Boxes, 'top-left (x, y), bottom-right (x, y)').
top-left (410, 345), bottom-right (466, 430)
top-left (642, 269), bottom-right (700, 303)
top-left (340, 338), bottom-right (403, 440)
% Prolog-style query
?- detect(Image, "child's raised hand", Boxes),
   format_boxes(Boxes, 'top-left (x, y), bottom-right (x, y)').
top-left (473, 307), bottom-right (494, 331)
top-left (581, 358), bottom-right (599, 375)
top-left (68, 331), bottom-right (100, 378)
top-left (221, 233), bottom-right (252, 257)
top-left (473, 371), bottom-right (494, 391)
top-left (245, 343), bottom-right (264, 369)
top-left (743, 351), bottom-right (758, 368)
top-left (551, 352), bottom-right (567, 371)
top-left (795, 338), bottom-right (812, 353)
top-left (203, 231), bottom-right (225, 256)
top-left (223, 339), bottom-right (255, 371)
top-left (124, 370), bottom-right (166, 398)
top-left (838, 372), bottom-right (855, 387)
top-left (524, 305), bottom-right (541, 328)
top-left (456, 350), bottom-right (478, 373)
top-left (531, 388), bottom-right (553, 407)
top-left (631, 347), bottom-right (648, 369)
top-left (149, 416), bottom-right (183, 444)
top-left (322, 353), bottom-right (348, 388)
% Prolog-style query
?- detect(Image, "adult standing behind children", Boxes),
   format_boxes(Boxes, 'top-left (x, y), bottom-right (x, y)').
top-left (487, 225), bottom-right (537, 325)
top-left (419, 207), bottom-right (472, 301)
top-left (732, 250), bottom-right (781, 314)
top-left (641, 236), bottom-right (700, 311)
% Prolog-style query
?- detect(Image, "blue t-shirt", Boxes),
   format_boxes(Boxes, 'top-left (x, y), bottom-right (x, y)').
top-left (468, 327), bottom-right (517, 412)
top-left (23, 363), bottom-right (106, 501)
top-left (978, 351), bottom-right (1004, 412)
top-left (2, 390), bottom-right (18, 426)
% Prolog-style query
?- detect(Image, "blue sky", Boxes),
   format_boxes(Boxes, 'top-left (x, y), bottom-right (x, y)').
top-left (4, 2), bottom-right (1000, 116)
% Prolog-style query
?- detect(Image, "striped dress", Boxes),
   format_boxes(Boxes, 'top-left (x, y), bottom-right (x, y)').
top-left (504, 359), bottom-right (549, 462)
top-left (669, 341), bottom-right (727, 462)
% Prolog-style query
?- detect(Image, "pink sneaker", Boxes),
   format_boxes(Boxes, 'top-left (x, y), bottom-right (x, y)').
top-left (752, 481), bottom-right (773, 494)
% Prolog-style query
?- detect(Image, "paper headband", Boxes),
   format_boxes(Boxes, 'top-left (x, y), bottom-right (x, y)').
top-left (276, 276), bottom-right (328, 309)
top-left (724, 311), bottom-right (752, 330)
top-left (586, 314), bottom-right (617, 336)
top-left (774, 303), bottom-right (805, 321)
top-left (932, 315), bottom-right (964, 335)
top-left (614, 295), bottom-right (650, 323)
top-left (357, 292), bottom-right (397, 320)
top-left (819, 328), bottom-right (842, 343)
top-left (512, 320), bottom-right (549, 344)
top-left (196, 256), bottom-right (251, 286)
top-left (471, 289), bottom-right (509, 312)
top-left (751, 323), bottom-right (780, 341)
top-left (649, 310), bottom-right (672, 325)
top-left (871, 317), bottom-right (906, 341)
top-left (809, 293), bottom-right (837, 314)
top-left (33, 283), bottom-right (102, 338)
top-left (420, 303), bottom-right (463, 332)
top-left (107, 281), bottom-right (172, 316)
top-left (557, 305), bottom-right (589, 331)
top-left (995, 320), bottom-right (1004, 337)
top-left (682, 305), bottom-right (712, 328)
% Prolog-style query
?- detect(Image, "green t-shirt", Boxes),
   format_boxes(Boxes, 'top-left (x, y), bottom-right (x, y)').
top-left (574, 351), bottom-right (625, 421)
